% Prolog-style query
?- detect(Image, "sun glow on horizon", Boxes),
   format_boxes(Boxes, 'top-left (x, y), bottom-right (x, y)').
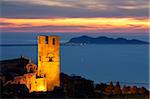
top-left (0, 17), bottom-right (149, 33)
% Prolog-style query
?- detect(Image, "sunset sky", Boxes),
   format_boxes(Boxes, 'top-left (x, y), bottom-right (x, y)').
top-left (0, 0), bottom-right (149, 33)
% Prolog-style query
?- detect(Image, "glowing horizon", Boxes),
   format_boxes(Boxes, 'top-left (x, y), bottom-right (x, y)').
top-left (1, 0), bottom-right (149, 34)
top-left (0, 17), bottom-right (149, 33)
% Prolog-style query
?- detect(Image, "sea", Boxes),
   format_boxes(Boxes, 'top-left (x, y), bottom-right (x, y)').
top-left (0, 32), bottom-right (149, 89)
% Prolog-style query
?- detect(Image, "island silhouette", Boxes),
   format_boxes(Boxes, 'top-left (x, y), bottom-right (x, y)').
top-left (66, 35), bottom-right (149, 45)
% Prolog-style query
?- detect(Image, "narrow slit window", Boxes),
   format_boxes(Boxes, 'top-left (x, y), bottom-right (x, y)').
top-left (52, 38), bottom-right (55, 45)
top-left (45, 36), bottom-right (48, 44)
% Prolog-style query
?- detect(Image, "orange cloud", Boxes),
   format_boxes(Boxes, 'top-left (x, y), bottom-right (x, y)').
top-left (0, 17), bottom-right (149, 33)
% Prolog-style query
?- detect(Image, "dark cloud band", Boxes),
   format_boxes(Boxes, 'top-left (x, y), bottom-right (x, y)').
top-left (1, 0), bottom-right (149, 18)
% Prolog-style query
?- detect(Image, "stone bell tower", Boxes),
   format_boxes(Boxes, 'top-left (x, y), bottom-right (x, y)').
top-left (37, 36), bottom-right (60, 91)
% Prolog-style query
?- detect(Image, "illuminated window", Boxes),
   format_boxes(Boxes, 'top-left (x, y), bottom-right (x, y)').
top-left (52, 38), bottom-right (55, 45)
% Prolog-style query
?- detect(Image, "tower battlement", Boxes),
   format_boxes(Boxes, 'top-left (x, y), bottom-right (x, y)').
top-left (8, 35), bottom-right (60, 92)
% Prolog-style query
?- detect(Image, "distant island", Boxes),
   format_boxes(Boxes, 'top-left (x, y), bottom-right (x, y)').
top-left (0, 36), bottom-right (149, 46)
top-left (65, 35), bottom-right (149, 45)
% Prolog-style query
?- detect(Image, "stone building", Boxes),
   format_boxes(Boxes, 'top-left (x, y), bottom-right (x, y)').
top-left (5, 36), bottom-right (60, 93)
